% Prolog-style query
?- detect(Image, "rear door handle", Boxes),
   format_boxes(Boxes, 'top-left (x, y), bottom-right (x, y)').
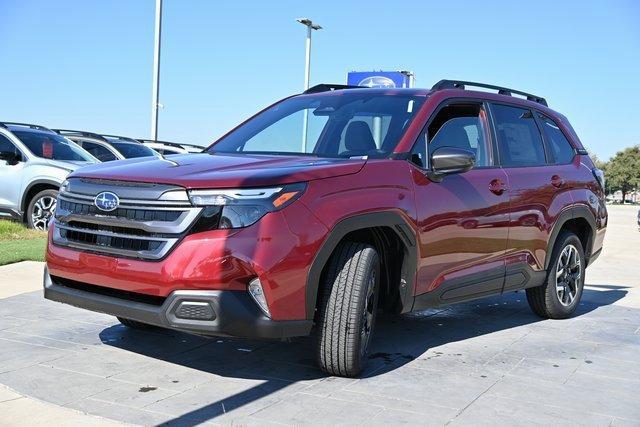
top-left (551, 175), bottom-right (565, 188)
top-left (489, 179), bottom-right (508, 195)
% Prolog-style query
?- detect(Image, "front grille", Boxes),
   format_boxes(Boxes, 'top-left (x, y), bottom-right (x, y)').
top-left (59, 227), bottom-right (163, 252)
top-left (58, 199), bottom-right (183, 222)
top-left (53, 179), bottom-right (202, 260)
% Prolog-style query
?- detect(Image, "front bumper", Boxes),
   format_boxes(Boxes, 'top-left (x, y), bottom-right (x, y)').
top-left (43, 267), bottom-right (313, 339)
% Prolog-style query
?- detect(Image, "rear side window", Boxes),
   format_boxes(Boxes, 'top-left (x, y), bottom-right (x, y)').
top-left (538, 114), bottom-right (575, 164)
top-left (0, 135), bottom-right (19, 157)
top-left (81, 141), bottom-right (118, 162)
top-left (492, 104), bottom-right (546, 167)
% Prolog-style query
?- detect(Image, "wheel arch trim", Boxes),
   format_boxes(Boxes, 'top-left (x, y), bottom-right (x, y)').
top-left (305, 210), bottom-right (417, 320)
top-left (21, 179), bottom-right (61, 212)
top-left (545, 205), bottom-right (597, 270)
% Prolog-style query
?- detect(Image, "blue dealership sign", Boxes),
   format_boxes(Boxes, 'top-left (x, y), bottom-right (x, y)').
top-left (347, 71), bottom-right (412, 88)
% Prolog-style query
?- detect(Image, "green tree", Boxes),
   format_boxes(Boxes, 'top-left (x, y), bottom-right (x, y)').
top-left (605, 145), bottom-right (640, 201)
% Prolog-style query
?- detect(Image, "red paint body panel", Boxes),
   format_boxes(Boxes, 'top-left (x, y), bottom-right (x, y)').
top-left (46, 87), bottom-right (608, 327)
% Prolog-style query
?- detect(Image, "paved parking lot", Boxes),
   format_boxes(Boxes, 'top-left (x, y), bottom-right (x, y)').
top-left (0, 205), bottom-right (638, 426)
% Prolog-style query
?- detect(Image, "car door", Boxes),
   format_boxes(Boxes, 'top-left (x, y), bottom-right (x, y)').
top-left (410, 101), bottom-right (510, 306)
top-left (490, 103), bottom-right (573, 291)
top-left (0, 133), bottom-right (26, 213)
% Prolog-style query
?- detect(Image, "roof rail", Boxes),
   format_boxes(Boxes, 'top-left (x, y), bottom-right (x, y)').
top-left (137, 139), bottom-right (187, 149)
top-left (101, 134), bottom-right (140, 143)
top-left (303, 84), bottom-right (363, 94)
top-left (0, 122), bottom-right (54, 132)
top-left (431, 80), bottom-right (548, 107)
top-left (54, 129), bottom-right (109, 141)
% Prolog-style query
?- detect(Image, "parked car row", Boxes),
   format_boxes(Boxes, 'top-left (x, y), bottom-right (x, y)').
top-left (0, 122), bottom-right (203, 230)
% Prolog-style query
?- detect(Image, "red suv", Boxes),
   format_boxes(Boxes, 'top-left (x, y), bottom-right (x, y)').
top-left (44, 80), bottom-right (607, 377)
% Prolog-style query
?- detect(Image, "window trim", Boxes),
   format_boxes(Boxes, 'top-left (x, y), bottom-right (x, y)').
top-left (534, 112), bottom-right (577, 166)
top-left (487, 101), bottom-right (550, 169)
top-left (407, 98), bottom-right (499, 171)
top-left (0, 131), bottom-right (27, 163)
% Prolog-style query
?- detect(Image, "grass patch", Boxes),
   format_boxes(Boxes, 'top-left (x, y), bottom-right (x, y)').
top-left (0, 220), bottom-right (47, 266)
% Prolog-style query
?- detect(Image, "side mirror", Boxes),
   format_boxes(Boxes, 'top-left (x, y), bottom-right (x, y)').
top-left (428, 147), bottom-right (475, 181)
top-left (0, 151), bottom-right (21, 165)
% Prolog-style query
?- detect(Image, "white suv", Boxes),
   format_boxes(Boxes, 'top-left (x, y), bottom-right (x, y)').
top-left (0, 122), bottom-right (96, 230)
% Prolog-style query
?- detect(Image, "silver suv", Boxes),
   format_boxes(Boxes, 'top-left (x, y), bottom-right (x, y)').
top-left (0, 122), bottom-right (96, 230)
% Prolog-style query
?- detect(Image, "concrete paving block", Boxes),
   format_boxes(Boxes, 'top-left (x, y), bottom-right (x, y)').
top-left (88, 381), bottom-right (182, 409)
top-left (69, 397), bottom-right (176, 426)
top-left (489, 374), bottom-right (640, 421)
top-left (369, 407), bottom-right (450, 426)
top-left (0, 338), bottom-right (70, 374)
top-left (143, 375), bottom-right (303, 424)
top-left (40, 346), bottom-right (153, 378)
top-left (344, 363), bottom-right (494, 410)
top-left (109, 358), bottom-right (219, 392)
top-left (450, 394), bottom-right (613, 427)
top-left (250, 392), bottom-right (384, 426)
top-left (0, 364), bottom-right (118, 406)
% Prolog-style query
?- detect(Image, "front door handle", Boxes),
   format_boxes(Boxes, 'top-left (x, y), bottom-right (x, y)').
top-left (489, 179), bottom-right (508, 195)
top-left (551, 175), bottom-right (565, 188)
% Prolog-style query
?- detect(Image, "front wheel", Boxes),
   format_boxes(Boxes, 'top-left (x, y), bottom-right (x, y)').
top-left (316, 241), bottom-right (380, 377)
top-left (27, 189), bottom-right (58, 231)
top-left (526, 231), bottom-right (585, 319)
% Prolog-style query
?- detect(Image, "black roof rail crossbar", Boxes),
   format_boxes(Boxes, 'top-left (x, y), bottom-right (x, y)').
top-left (53, 129), bottom-right (109, 141)
top-left (431, 80), bottom-right (548, 107)
top-left (100, 134), bottom-right (140, 143)
top-left (137, 139), bottom-right (187, 149)
top-left (0, 122), bottom-right (53, 132)
top-left (303, 84), bottom-right (363, 94)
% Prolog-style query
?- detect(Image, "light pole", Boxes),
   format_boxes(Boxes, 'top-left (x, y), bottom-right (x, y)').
top-left (296, 18), bottom-right (321, 151)
top-left (151, 0), bottom-right (163, 141)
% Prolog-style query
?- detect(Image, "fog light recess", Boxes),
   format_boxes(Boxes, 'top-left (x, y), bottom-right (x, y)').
top-left (248, 277), bottom-right (270, 318)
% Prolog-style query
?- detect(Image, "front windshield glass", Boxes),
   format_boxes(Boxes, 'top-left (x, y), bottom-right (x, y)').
top-left (13, 130), bottom-right (95, 162)
top-left (208, 92), bottom-right (426, 158)
top-left (111, 142), bottom-right (159, 159)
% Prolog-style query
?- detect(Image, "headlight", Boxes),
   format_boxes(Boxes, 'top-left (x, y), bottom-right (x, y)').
top-left (59, 180), bottom-right (69, 192)
top-left (188, 183), bottom-right (306, 229)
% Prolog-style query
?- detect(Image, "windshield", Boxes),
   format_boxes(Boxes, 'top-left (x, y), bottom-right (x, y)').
top-left (208, 92), bottom-right (426, 158)
top-left (13, 130), bottom-right (95, 162)
top-left (111, 142), bottom-right (159, 158)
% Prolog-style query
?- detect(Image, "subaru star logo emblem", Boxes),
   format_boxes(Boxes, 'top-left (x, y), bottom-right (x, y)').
top-left (358, 76), bottom-right (396, 88)
top-left (94, 192), bottom-right (120, 212)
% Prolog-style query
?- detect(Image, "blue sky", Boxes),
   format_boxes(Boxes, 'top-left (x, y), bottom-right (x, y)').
top-left (0, 0), bottom-right (638, 159)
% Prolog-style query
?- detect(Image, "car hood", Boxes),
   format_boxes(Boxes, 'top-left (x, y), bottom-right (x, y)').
top-left (69, 153), bottom-right (367, 188)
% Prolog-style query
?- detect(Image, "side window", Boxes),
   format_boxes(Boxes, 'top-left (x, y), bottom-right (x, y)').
top-left (492, 104), bottom-right (546, 167)
top-left (410, 103), bottom-right (492, 169)
top-left (538, 114), bottom-right (575, 164)
top-left (81, 141), bottom-right (117, 162)
top-left (0, 135), bottom-right (21, 161)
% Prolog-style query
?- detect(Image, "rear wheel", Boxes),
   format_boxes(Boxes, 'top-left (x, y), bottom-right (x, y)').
top-left (526, 231), bottom-right (585, 319)
top-left (316, 241), bottom-right (380, 377)
top-left (27, 189), bottom-right (58, 231)
top-left (117, 317), bottom-right (156, 330)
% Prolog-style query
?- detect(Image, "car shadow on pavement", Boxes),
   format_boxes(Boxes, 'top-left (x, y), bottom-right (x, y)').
top-left (99, 286), bottom-right (627, 426)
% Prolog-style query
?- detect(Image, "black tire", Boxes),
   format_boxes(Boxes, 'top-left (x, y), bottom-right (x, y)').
top-left (26, 189), bottom-right (58, 231)
top-left (316, 241), bottom-right (380, 377)
top-left (526, 231), bottom-right (585, 319)
top-left (117, 317), bottom-right (156, 330)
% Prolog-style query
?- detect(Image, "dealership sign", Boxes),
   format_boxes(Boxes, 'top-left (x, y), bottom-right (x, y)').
top-left (347, 71), bottom-right (413, 88)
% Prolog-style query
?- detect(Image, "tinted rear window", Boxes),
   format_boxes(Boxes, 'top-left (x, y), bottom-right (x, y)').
top-left (492, 104), bottom-right (546, 167)
top-left (111, 142), bottom-right (158, 158)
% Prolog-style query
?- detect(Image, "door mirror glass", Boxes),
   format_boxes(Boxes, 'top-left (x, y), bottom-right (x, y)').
top-left (431, 146), bottom-right (475, 175)
top-left (0, 150), bottom-right (21, 165)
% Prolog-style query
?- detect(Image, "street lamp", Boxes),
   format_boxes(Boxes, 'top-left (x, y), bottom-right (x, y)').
top-left (296, 18), bottom-right (322, 152)
top-left (151, 0), bottom-right (163, 141)
top-left (296, 18), bottom-right (322, 91)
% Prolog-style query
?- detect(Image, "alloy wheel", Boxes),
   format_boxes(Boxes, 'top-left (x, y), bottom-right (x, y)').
top-left (555, 244), bottom-right (581, 306)
top-left (359, 270), bottom-right (377, 356)
top-left (31, 195), bottom-right (56, 231)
